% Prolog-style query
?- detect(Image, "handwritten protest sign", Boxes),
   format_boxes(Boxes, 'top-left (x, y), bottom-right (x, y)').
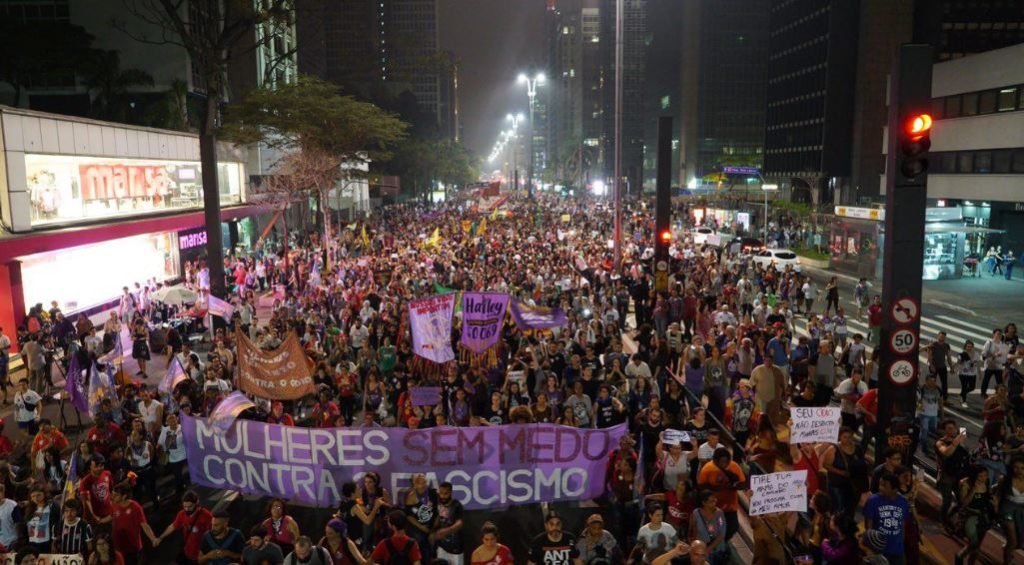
top-left (182, 416), bottom-right (627, 511)
top-left (410, 386), bottom-right (442, 406)
top-left (507, 371), bottom-right (526, 386)
top-left (790, 406), bottom-right (842, 444)
top-left (749, 470), bottom-right (808, 516)
top-left (662, 429), bottom-right (691, 445)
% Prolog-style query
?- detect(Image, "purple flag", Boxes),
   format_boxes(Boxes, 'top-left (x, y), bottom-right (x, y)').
top-left (209, 391), bottom-right (256, 435)
top-left (88, 363), bottom-right (119, 418)
top-left (64, 354), bottom-right (89, 413)
top-left (181, 416), bottom-right (627, 510)
top-left (409, 294), bottom-right (456, 364)
top-left (460, 292), bottom-right (509, 353)
top-left (207, 295), bottom-right (235, 319)
top-left (159, 356), bottom-right (188, 395)
top-left (509, 299), bottom-right (568, 330)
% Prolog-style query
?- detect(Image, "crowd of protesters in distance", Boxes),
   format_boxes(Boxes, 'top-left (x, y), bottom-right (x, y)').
top-left (0, 191), bottom-right (1020, 565)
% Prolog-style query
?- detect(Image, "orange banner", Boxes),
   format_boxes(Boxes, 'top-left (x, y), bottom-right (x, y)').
top-left (236, 330), bottom-right (316, 400)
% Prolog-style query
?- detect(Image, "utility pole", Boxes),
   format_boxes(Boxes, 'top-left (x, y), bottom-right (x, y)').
top-left (613, 0), bottom-right (624, 271)
top-left (876, 44), bottom-right (934, 456)
top-left (654, 116), bottom-right (673, 294)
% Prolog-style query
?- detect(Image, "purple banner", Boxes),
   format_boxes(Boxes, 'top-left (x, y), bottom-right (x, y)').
top-left (410, 386), bottom-right (442, 407)
top-left (509, 299), bottom-right (568, 330)
top-left (409, 294), bottom-right (456, 364)
top-left (181, 416), bottom-right (626, 510)
top-left (460, 292), bottom-right (509, 353)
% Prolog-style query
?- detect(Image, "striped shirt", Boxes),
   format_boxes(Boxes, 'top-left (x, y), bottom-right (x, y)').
top-left (53, 517), bottom-right (93, 555)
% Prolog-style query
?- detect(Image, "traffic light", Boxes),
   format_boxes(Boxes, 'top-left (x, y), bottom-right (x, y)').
top-left (659, 229), bottom-right (672, 245)
top-left (899, 112), bottom-right (932, 181)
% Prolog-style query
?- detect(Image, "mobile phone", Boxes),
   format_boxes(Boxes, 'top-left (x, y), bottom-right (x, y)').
top-left (959, 427), bottom-right (968, 436)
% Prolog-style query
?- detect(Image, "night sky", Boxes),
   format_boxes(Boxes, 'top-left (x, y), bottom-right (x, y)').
top-left (438, 0), bottom-right (549, 160)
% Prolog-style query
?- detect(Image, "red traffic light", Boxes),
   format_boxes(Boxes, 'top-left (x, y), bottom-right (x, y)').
top-left (659, 229), bottom-right (672, 243)
top-left (905, 113), bottom-right (932, 138)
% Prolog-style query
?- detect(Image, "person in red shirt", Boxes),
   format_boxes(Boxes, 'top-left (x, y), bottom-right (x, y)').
top-left (0, 419), bottom-right (13, 460)
top-left (311, 389), bottom-right (340, 428)
top-left (31, 418), bottom-right (69, 471)
top-left (265, 402), bottom-right (295, 426)
top-left (79, 456), bottom-right (114, 523)
top-left (867, 295), bottom-right (883, 347)
top-left (87, 414), bottom-right (127, 458)
top-left (99, 482), bottom-right (157, 564)
top-left (154, 491), bottom-right (212, 565)
top-left (857, 387), bottom-right (879, 453)
top-left (370, 510), bottom-right (423, 564)
top-left (790, 442), bottom-right (821, 497)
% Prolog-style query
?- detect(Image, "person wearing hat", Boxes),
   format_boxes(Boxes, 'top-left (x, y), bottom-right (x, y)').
top-left (860, 529), bottom-right (889, 564)
top-left (575, 514), bottom-right (619, 564)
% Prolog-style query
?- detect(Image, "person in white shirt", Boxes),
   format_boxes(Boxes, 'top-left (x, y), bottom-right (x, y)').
top-left (697, 429), bottom-right (726, 467)
top-left (625, 355), bottom-right (652, 386)
top-left (0, 328), bottom-right (10, 404)
top-left (350, 320), bottom-right (370, 354)
top-left (802, 279), bottom-right (818, 315)
top-left (158, 412), bottom-right (189, 495)
top-left (981, 329), bottom-right (1010, 397)
top-left (14, 379), bottom-right (42, 437)
top-left (137, 391), bottom-right (165, 439)
top-left (835, 367), bottom-right (869, 429)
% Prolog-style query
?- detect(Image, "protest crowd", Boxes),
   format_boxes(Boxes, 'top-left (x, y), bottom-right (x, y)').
top-left (0, 191), bottom-right (1022, 565)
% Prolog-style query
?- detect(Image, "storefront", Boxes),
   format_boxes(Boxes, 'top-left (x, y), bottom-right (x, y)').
top-left (828, 206), bottom-right (883, 279)
top-left (0, 107), bottom-right (257, 348)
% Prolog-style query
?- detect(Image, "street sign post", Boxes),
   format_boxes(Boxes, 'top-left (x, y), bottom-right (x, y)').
top-left (654, 116), bottom-right (673, 293)
top-left (877, 44), bottom-right (934, 454)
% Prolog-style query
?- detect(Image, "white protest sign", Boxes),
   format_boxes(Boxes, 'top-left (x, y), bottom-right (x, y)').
top-left (662, 429), bottom-right (691, 445)
top-left (749, 470), bottom-right (808, 516)
top-left (1, 555), bottom-right (84, 565)
top-left (507, 371), bottom-right (526, 386)
top-left (790, 406), bottom-right (842, 444)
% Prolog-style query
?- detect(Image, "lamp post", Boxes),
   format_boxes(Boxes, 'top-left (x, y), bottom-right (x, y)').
top-left (518, 72), bottom-right (546, 199)
top-left (506, 113), bottom-right (524, 191)
top-left (761, 183), bottom-right (779, 241)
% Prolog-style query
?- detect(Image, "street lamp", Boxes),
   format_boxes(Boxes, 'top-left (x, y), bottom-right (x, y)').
top-left (506, 114), bottom-right (524, 190)
top-left (518, 72), bottom-right (546, 199)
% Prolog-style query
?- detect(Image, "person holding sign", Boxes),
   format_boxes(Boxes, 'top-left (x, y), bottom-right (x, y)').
top-left (656, 432), bottom-right (698, 492)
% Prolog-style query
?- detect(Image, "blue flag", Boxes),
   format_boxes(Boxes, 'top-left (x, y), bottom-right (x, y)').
top-left (159, 356), bottom-right (188, 395)
top-left (64, 354), bottom-right (89, 413)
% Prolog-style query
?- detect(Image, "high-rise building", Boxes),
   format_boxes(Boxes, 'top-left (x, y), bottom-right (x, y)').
top-left (763, 0), bottom-right (861, 204)
top-left (318, 0), bottom-right (443, 129)
top-left (601, 0), bottom-right (646, 194)
top-left (671, 0), bottom-right (768, 191)
top-left (915, 0), bottom-right (1024, 62)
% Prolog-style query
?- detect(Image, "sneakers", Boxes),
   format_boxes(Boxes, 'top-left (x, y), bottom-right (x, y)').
top-left (961, 401), bottom-right (968, 408)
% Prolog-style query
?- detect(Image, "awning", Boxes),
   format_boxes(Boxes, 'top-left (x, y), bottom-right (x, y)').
top-left (924, 222), bottom-right (1005, 235)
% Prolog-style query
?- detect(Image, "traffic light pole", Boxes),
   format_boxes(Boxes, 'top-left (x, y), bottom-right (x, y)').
top-left (876, 44), bottom-right (933, 457)
top-left (654, 116), bottom-right (673, 294)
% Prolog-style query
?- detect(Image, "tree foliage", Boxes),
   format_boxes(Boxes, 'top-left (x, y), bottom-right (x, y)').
top-left (81, 50), bottom-right (155, 123)
top-left (383, 138), bottom-right (479, 200)
top-left (221, 76), bottom-right (408, 163)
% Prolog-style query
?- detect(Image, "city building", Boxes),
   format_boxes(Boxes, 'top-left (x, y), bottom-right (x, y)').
top-left (915, 0), bottom-right (1024, 62)
top-left (763, 0), bottom-right (861, 205)
top-left (317, 0), bottom-right (444, 131)
top-left (880, 42), bottom-right (1024, 266)
top-left (672, 0), bottom-right (768, 191)
top-left (600, 0), bottom-right (646, 194)
top-left (0, 106), bottom-right (256, 342)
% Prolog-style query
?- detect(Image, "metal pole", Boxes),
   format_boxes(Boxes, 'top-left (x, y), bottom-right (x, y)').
top-left (613, 0), bottom-right (623, 271)
top-left (764, 190), bottom-right (768, 241)
top-left (527, 91), bottom-right (535, 199)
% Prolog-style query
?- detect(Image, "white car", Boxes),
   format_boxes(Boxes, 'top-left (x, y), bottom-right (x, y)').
top-left (752, 248), bottom-right (802, 271)
top-left (691, 227), bottom-right (714, 245)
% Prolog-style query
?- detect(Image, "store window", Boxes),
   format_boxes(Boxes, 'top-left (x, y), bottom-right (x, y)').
top-left (20, 232), bottom-right (179, 312)
top-left (998, 87), bottom-right (1017, 111)
top-left (24, 154), bottom-right (244, 227)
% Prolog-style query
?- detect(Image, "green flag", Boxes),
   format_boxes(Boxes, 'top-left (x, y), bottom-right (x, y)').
top-left (434, 283), bottom-right (455, 294)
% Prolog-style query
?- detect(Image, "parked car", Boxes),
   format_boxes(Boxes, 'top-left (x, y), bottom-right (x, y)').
top-left (752, 248), bottom-right (801, 271)
top-left (691, 227), bottom-right (715, 245)
top-left (730, 237), bottom-right (765, 253)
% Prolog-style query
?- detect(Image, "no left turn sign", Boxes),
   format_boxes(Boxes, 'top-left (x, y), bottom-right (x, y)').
top-left (888, 359), bottom-right (916, 386)
top-left (891, 297), bottom-right (920, 325)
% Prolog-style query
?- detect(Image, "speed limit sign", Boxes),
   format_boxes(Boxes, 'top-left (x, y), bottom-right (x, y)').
top-left (890, 329), bottom-right (918, 355)
top-left (888, 359), bottom-right (916, 386)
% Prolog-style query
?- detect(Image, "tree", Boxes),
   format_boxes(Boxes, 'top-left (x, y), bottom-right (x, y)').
top-left (81, 50), bottom-right (154, 123)
top-left (115, 0), bottom-right (296, 299)
top-left (221, 76), bottom-right (407, 259)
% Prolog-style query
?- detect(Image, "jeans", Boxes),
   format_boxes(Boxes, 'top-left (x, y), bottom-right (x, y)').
top-left (938, 475), bottom-right (958, 525)
top-left (935, 367), bottom-right (949, 399)
top-left (960, 373), bottom-right (977, 403)
top-left (981, 368), bottom-right (1003, 396)
top-left (980, 459), bottom-right (1006, 486)
top-left (919, 414), bottom-right (938, 454)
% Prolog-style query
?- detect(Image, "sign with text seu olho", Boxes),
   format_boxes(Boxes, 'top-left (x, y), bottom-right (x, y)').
top-left (789, 406), bottom-right (843, 444)
top-left (181, 416), bottom-right (626, 510)
top-left (236, 331), bottom-right (316, 400)
top-left (749, 470), bottom-right (808, 516)
top-left (409, 294), bottom-right (456, 363)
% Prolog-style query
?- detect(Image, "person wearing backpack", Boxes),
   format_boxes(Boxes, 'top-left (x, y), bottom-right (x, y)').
top-left (283, 535), bottom-right (333, 565)
top-left (370, 510), bottom-right (422, 565)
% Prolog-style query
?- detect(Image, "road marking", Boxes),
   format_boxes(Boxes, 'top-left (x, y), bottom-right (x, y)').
top-left (936, 315), bottom-right (1000, 336)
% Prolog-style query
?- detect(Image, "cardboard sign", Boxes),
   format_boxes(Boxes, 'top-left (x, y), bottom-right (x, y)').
top-left (662, 429), bottom-right (691, 445)
top-left (749, 470), bottom-right (808, 516)
top-left (790, 406), bottom-right (842, 444)
top-left (236, 330), bottom-right (316, 400)
top-left (1, 555), bottom-right (84, 565)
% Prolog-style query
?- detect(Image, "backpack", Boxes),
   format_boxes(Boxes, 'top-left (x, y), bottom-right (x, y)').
top-left (385, 538), bottom-right (416, 565)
